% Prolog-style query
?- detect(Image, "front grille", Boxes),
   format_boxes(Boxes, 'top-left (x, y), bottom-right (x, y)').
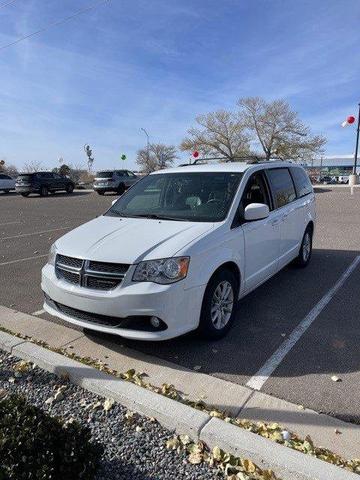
top-left (88, 260), bottom-right (128, 275)
top-left (44, 294), bottom-right (167, 331)
top-left (55, 254), bottom-right (130, 291)
top-left (58, 269), bottom-right (79, 285)
top-left (57, 254), bottom-right (83, 269)
top-left (87, 277), bottom-right (119, 290)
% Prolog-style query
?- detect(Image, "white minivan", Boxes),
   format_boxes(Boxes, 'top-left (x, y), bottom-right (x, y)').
top-left (42, 161), bottom-right (315, 341)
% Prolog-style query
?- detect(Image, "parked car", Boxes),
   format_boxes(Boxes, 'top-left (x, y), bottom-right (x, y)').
top-left (93, 170), bottom-right (139, 195)
top-left (320, 175), bottom-right (337, 184)
top-left (42, 161), bottom-right (315, 341)
top-left (338, 175), bottom-right (349, 184)
top-left (0, 173), bottom-right (16, 193)
top-left (15, 172), bottom-right (75, 197)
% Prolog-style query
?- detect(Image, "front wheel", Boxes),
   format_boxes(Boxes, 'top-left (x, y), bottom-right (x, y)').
top-left (294, 228), bottom-right (312, 268)
top-left (117, 183), bottom-right (125, 195)
top-left (66, 184), bottom-right (74, 194)
top-left (97, 191), bottom-right (105, 196)
top-left (21, 192), bottom-right (30, 197)
top-left (198, 269), bottom-right (238, 340)
top-left (40, 186), bottom-right (48, 197)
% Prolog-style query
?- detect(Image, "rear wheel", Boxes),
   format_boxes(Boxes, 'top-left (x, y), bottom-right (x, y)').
top-left (3, 189), bottom-right (10, 193)
top-left (198, 269), bottom-right (238, 339)
top-left (97, 191), bottom-right (105, 195)
top-left (66, 184), bottom-right (74, 194)
top-left (294, 227), bottom-right (312, 267)
top-left (40, 186), bottom-right (48, 197)
top-left (117, 183), bottom-right (125, 195)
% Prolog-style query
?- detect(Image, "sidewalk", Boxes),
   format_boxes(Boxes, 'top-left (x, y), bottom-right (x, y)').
top-left (1, 304), bottom-right (360, 461)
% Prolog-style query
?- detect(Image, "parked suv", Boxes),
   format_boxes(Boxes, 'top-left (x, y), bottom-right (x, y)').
top-left (42, 161), bottom-right (315, 341)
top-left (16, 172), bottom-right (75, 197)
top-left (93, 170), bottom-right (138, 195)
top-left (0, 173), bottom-right (16, 193)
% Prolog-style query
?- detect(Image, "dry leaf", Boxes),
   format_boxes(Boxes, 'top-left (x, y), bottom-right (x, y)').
top-left (103, 398), bottom-right (115, 411)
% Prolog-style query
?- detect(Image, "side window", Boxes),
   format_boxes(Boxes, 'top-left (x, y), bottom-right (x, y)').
top-left (266, 168), bottom-right (296, 208)
top-left (239, 171), bottom-right (271, 218)
top-left (290, 167), bottom-right (313, 198)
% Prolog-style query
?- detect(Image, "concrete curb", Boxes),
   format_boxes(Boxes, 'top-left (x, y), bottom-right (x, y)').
top-left (0, 330), bottom-right (358, 480)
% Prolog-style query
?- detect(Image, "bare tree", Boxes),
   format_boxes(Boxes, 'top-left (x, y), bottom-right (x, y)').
top-left (180, 110), bottom-right (250, 161)
top-left (3, 163), bottom-right (19, 177)
top-left (136, 143), bottom-right (178, 173)
top-left (22, 160), bottom-right (43, 172)
top-left (238, 97), bottom-right (326, 161)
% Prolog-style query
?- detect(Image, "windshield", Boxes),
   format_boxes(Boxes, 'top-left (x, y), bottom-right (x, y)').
top-left (106, 172), bottom-right (243, 222)
top-left (96, 171), bottom-right (114, 178)
top-left (17, 174), bottom-right (33, 181)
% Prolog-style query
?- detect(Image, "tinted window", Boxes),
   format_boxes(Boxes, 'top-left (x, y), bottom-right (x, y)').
top-left (266, 168), bottom-right (296, 208)
top-left (96, 171), bottom-right (114, 178)
top-left (18, 174), bottom-right (33, 181)
top-left (291, 167), bottom-right (313, 197)
top-left (107, 172), bottom-right (243, 222)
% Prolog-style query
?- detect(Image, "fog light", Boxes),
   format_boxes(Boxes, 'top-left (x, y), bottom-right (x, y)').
top-left (150, 316), bottom-right (161, 328)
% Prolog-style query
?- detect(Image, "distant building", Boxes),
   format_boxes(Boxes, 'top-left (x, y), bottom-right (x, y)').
top-left (305, 155), bottom-right (359, 176)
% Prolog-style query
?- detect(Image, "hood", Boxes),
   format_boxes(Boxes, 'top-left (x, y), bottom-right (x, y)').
top-left (55, 215), bottom-right (214, 264)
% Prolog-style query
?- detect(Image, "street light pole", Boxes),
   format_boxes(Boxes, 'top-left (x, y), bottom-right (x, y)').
top-left (353, 103), bottom-right (360, 175)
top-left (140, 128), bottom-right (150, 164)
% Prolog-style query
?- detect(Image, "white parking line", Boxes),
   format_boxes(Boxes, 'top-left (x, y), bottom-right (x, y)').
top-left (0, 221), bottom-right (21, 226)
top-left (32, 309), bottom-right (45, 316)
top-left (0, 254), bottom-right (48, 266)
top-left (246, 255), bottom-right (360, 391)
top-left (0, 227), bottom-right (70, 241)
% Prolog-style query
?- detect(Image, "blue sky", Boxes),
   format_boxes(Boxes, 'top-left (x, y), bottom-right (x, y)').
top-left (0, 0), bottom-right (359, 171)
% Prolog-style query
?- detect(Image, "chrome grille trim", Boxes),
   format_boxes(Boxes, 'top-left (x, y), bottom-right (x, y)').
top-left (55, 255), bottom-right (129, 290)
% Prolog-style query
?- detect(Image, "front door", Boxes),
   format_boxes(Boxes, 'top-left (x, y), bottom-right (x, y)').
top-left (240, 171), bottom-right (282, 292)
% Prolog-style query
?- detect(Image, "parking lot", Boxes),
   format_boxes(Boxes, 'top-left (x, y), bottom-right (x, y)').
top-left (1, 187), bottom-right (360, 424)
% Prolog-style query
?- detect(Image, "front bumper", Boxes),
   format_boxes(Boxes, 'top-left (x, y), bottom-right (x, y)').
top-left (15, 186), bottom-right (36, 193)
top-left (41, 263), bottom-right (205, 341)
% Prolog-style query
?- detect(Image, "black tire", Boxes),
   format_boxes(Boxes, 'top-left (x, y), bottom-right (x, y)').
top-left (97, 191), bottom-right (105, 196)
top-left (197, 269), bottom-right (239, 340)
top-left (21, 192), bottom-right (30, 197)
top-left (40, 185), bottom-right (48, 197)
top-left (117, 183), bottom-right (125, 195)
top-left (294, 226), bottom-right (313, 268)
top-left (66, 183), bottom-right (74, 194)
top-left (4, 189), bottom-right (10, 193)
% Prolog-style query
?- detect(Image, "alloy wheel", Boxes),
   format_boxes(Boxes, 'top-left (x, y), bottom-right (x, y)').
top-left (210, 280), bottom-right (234, 330)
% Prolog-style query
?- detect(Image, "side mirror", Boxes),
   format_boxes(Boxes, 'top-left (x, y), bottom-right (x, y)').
top-left (244, 203), bottom-right (269, 221)
top-left (111, 199), bottom-right (117, 206)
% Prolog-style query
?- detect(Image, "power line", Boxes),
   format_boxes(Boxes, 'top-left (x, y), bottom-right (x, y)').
top-left (0, 0), bottom-right (17, 9)
top-left (0, 0), bottom-right (111, 52)
top-left (0, 0), bottom-right (18, 9)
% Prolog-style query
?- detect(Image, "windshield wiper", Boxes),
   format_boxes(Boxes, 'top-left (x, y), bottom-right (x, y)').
top-left (127, 213), bottom-right (188, 221)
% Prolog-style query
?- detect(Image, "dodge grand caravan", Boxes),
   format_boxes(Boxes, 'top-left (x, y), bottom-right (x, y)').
top-left (42, 161), bottom-right (315, 341)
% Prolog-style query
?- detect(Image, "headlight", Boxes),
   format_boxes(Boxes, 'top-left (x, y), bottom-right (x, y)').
top-left (48, 244), bottom-right (58, 266)
top-left (132, 257), bottom-right (190, 284)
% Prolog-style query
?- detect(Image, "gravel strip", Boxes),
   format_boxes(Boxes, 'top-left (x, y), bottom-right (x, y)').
top-left (0, 349), bottom-right (221, 480)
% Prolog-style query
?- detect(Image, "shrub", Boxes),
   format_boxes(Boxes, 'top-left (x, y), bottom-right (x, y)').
top-left (0, 394), bottom-right (103, 480)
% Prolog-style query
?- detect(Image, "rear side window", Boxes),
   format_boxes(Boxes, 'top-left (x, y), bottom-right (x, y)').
top-left (96, 171), bottom-right (114, 178)
top-left (290, 167), bottom-right (313, 198)
top-left (266, 168), bottom-right (296, 208)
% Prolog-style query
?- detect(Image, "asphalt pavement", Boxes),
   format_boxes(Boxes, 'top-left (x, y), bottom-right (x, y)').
top-left (0, 186), bottom-right (359, 423)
